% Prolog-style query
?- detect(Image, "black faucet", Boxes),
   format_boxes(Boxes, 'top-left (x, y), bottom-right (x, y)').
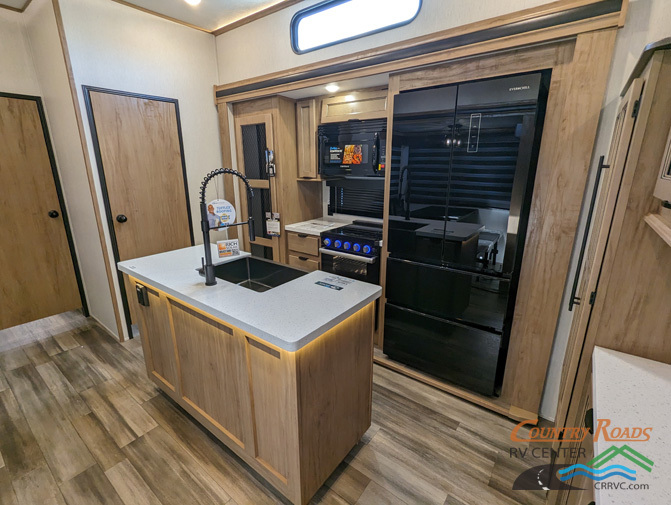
top-left (199, 168), bottom-right (255, 286)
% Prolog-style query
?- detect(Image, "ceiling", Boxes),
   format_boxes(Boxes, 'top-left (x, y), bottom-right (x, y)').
top-left (0, 0), bottom-right (30, 11)
top-left (116, 0), bottom-right (295, 32)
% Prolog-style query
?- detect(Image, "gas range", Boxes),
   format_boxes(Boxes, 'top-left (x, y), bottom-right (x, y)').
top-left (320, 221), bottom-right (383, 259)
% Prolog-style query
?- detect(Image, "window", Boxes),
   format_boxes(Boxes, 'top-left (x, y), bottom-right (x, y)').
top-left (291, 0), bottom-right (422, 54)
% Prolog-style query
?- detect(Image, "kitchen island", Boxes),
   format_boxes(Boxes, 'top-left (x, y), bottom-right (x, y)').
top-left (118, 245), bottom-right (381, 505)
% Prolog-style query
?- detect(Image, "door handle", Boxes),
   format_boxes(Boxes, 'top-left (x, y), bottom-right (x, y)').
top-left (48, 210), bottom-right (59, 219)
top-left (116, 214), bottom-right (128, 223)
top-left (568, 155), bottom-right (609, 311)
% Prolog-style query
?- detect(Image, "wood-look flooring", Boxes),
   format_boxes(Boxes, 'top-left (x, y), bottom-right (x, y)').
top-left (0, 312), bottom-right (548, 505)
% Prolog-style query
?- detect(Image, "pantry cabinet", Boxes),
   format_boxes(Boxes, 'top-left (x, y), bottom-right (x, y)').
top-left (232, 97), bottom-right (322, 263)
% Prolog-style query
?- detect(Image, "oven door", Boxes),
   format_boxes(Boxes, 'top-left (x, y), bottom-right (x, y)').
top-left (319, 249), bottom-right (380, 284)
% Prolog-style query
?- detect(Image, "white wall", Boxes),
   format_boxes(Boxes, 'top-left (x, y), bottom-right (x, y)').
top-left (22, 0), bottom-right (119, 336)
top-left (215, 0), bottom-right (551, 84)
top-left (539, 0), bottom-right (671, 420)
top-left (55, 0), bottom-right (222, 339)
top-left (0, 9), bottom-right (40, 95)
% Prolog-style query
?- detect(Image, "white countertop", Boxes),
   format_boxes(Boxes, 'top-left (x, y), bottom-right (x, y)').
top-left (118, 245), bottom-right (381, 352)
top-left (593, 347), bottom-right (671, 504)
top-left (284, 218), bottom-right (353, 236)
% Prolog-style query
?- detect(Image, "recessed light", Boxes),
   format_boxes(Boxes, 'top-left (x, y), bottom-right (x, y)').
top-left (184, 0), bottom-right (201, 6)
top-left (325, 84), bottom-right (340, 93)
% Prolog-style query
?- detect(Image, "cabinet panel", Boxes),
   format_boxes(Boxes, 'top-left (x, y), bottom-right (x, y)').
top-left (246, 337), bottom-right (297, 483)
top-left (170, 301), bottom-right (254, 451)
top-left (135, 284), bottom-right (179, 391)
top-left (321, 88), bottom-right (388, 123)
top-left (296, 99), bottom-right (318, 179)
top-left (288, 254), bottom-right (319, 271)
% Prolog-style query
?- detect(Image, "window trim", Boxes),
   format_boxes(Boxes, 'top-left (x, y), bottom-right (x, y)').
top-left (290, 0), bottom-right (423, 55)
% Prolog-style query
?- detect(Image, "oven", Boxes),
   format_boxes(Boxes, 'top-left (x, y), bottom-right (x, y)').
top-left (320, 249), bottom-right (380, 284)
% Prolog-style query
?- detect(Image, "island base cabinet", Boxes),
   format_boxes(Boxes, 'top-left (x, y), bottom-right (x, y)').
top-left (128, 276), bottom-right (375, 505)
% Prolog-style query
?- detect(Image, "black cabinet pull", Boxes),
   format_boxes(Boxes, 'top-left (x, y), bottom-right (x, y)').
top-left (569, 155), bottom-right (609, 311)
top-left (298, 256), bottom-right (309, 261)
top-left (297, 233), bottom-right (308, 238)
top-left (584, 408), bottom-right (594, 435)
top-left (48, 210), bottom-right (59, 218)
top-left (116, 214), bottom-right (128, 223)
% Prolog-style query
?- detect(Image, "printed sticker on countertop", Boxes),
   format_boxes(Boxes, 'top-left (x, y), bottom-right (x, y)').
top-left (217, 239), bottom-right (240, 258)
top-left (316, 275), bottom-right (355, 291)
top-left (207, 199), bottom-right (236, 229)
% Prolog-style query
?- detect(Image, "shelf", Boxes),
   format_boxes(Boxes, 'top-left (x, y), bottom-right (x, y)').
top-left (644, 213), bottom-right (671, 247)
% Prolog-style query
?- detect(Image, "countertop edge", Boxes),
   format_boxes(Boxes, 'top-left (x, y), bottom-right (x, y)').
top-left (118, 262), bottom-right (381, 353)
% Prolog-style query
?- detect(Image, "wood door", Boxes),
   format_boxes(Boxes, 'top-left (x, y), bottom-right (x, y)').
top-left (234, 113), bottom-right (281, 260)
top-left (86, 89), bottom-right (193, 262)
top-left (0, 94), bottom-right (82, 330)
top-left (554, 78), bottom-right (645, 433)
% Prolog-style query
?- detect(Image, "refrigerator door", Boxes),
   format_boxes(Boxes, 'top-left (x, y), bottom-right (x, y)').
top-left (444, 73), bottom-right (545, 275)
top-left (388, 85), bottom-right (458, 265)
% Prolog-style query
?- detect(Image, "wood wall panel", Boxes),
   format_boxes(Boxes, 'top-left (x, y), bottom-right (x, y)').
top-left (502, 29), bottom-right (618, 415)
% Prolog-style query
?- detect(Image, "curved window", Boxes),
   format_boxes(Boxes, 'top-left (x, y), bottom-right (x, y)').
top-left (291, 0), bottom-right (422, 54)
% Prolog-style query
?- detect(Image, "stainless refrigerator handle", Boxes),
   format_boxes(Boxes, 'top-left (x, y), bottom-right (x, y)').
top-left (568, 155), bottom-right (609, 311)
top-left (319, 248), bottom-right (377, 264)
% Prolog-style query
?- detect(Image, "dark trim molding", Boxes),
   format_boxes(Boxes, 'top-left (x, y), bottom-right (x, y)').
top-left (0, 91), bottom-right (89, 317)
top-left (82, 86), bottom-right (195, 338)
top-left (217, 0), bottom-right (622, 98)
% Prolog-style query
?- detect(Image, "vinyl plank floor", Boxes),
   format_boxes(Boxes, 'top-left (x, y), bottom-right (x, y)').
top-left (59, 464), bottom-right (124, 505)
top-left (0, 314), bottom-right (546, 505)
top-left (4, 365), bottom-right (95, 483)
top-left (12, 465), bottom-right (66, 505)
top-left (122, 427), bottom-right (231, 505)
top-left (71, 413), bottom-right (126, 472)
top-left (105, 459), bottom-right (162, 505)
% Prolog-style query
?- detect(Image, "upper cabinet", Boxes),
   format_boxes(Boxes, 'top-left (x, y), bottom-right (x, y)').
top-left (296, 99), bottom-right (318, 179)
top-left (320, 88), bottom-right (388, 123)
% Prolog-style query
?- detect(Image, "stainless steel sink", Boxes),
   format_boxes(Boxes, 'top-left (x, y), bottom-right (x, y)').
top-left (200, 257), bottom-right (307, 292)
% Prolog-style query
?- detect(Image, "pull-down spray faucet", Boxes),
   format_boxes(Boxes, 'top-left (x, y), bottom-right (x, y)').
top-left (199, 168), bottom-right (255, 286)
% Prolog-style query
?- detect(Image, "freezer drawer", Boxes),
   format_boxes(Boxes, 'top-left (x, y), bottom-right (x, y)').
top-left (383, 303), bottom-right (503, 396)
top-left (385, 257), bottom-right (509, 332)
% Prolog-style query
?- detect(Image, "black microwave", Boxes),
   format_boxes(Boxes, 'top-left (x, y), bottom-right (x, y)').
top-left (318, 119), bottom-right (386, 177)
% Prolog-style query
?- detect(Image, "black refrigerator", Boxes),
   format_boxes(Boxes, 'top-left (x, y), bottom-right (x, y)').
top-left (383, 72), bottom-right (550, 396)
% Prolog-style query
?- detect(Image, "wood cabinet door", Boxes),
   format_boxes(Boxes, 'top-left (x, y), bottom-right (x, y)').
top-left (320, 88), bottom-right (388, 123)
top-left (296, 99), bottom-right (318, 179)
top-left (170, 301), bottom-right (254, 453)
top-left (0, 95), bottom-right (81, 330)
top-left (133, 284), bottom-right (179, 392)
top-left (234, 113), bottom-right (281, 261)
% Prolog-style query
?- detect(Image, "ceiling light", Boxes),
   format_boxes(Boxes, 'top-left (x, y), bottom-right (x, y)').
top-left (325, 84), bottom-right (340, 93)
top-left (184, 0), bottom-right (201, 6)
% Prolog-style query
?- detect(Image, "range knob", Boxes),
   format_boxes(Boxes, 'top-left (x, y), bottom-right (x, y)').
top-left (323, 237), bottom-right (332, 247)
top-left (343, 241), bottom-right (352, 251)
top-left (363, 245), bottom-right (372, 254)
top-left (334, 240), bottom-right (342, 249)
top-left (353, 243), bottom-right (361, 252)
